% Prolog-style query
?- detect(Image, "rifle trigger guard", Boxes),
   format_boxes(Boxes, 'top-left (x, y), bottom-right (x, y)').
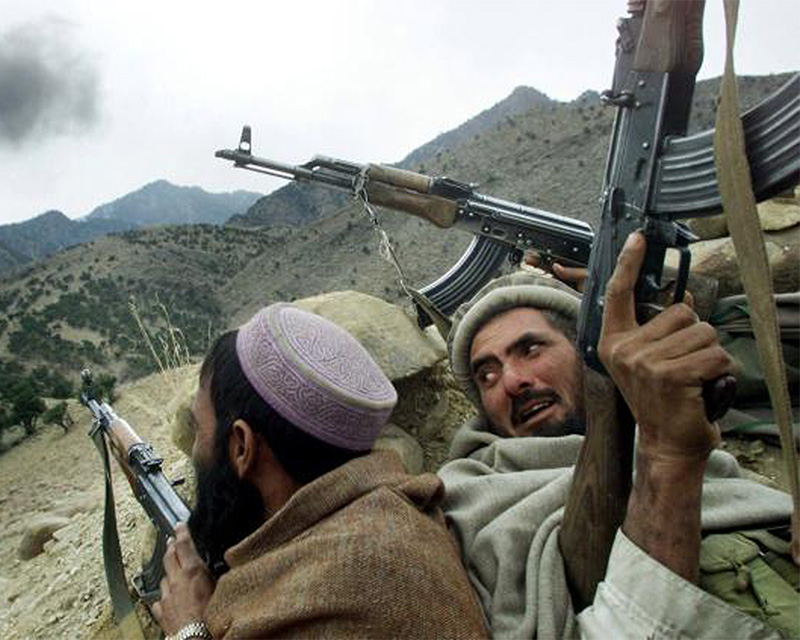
top-left (673, 245), bottom-right (691, 304)
top-left (671, 224), bottom-right (696, 304)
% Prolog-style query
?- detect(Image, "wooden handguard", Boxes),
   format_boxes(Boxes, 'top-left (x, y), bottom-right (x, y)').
top-left (107, 416), bottom-right (143, 485)
top-left (634, 0), bottom-right (705, 73)
top-left (561, 370), bottom-right (635, 610)
top-left (368, 164), bottom-right (434, 193)
top-left (366, 181), bottom-right (458, 228)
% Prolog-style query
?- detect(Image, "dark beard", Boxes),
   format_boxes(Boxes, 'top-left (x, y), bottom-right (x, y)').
top-left (511, 387), bottom-right (586, 438)
top-left (188, 450), bottom-right (266, 575)
top-left (529, 412), bottom-right (586, 438)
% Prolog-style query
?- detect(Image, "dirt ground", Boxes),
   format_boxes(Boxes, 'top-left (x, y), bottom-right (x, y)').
top-left (0, 367), bottom-right (195, 640)
top-left (0, 364), bottom-right (794, 639)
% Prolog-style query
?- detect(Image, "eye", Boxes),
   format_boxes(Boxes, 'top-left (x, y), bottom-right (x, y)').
top-left (474, 365), bottom-right (499, 388)
top-left (524, 342), bottom-right (542, 358)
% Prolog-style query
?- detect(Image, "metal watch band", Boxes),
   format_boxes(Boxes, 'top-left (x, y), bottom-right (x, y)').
top-left (165, 620), bottom-right (212, 640)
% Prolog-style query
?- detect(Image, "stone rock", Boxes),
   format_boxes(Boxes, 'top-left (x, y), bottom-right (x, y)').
top-left (419, 395), bottom-right (450, 442)
top-left (170, 399), bottom-right (196, 459)
top-left (373, 423), bottom-right (425, 474)
top-left (757, 197), bottom-right (800, 231)
top-left (18, 514), bottom-right (71, 560)
top-left (686, 214), bottom-right (729, 240)
top-left (686, 190), bottom-right (799, 240)
top-left (294, 291), bottom-right (446, 380)
top-left (50, 492), bottom-right (100, 519)
top-left (667, 225), bottom-right (800, 297)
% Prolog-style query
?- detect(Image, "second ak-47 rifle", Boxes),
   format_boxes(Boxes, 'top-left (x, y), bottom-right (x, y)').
top-left (80, 369), bottom-right (190, 632)
top-left (561, 0), bottom-right (799, 610)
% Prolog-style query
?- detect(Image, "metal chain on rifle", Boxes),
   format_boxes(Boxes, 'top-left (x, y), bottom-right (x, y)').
top-left (351, 168), bottom-right (416, 302)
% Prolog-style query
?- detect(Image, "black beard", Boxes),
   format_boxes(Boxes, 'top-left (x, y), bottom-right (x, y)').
top-left (510, 387), bottom-right (586, 438)
top-left (188, 448), bottom-right (266, 575)
top-left (529, 412), bottom-right (586, 438)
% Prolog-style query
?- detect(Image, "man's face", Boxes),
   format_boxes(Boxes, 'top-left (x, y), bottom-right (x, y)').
top-left (469, 308), bottom-right (584, 437)
top-left (187, 381), bottom-right (265, 573)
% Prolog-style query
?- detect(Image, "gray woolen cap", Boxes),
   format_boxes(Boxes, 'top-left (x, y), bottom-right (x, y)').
top-left (447, 270), bottom-right (581, 408)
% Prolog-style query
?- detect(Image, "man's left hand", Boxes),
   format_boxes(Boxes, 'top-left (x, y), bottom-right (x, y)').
top-left (151, 523), bottom-right (216, 635)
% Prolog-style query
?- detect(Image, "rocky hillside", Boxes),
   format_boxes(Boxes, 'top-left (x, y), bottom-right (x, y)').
top-left (399, 85), bottom-right (554, 168)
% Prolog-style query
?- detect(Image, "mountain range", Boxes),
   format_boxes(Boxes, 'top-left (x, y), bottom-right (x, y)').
top-left (0, 181), bottom-right (261, 274)
top-left (0, 71), bottom-right (795, 387)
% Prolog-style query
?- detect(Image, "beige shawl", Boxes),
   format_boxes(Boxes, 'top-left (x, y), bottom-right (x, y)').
top-left (438, 417), bottom-right (793, 639)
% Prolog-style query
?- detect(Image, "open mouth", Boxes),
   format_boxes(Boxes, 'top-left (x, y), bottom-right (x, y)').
top-left (514, 397), bottom-right (557, 425)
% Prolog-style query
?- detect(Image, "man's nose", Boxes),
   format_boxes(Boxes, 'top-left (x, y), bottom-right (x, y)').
top-left (502, 361), bottom-right (533, 395)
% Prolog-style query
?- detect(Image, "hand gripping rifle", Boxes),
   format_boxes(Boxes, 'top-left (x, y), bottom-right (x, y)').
top-left (80, 369), bottom-right (190, 629)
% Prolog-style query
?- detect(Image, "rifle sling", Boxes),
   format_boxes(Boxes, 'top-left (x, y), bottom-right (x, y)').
top-left (714, 0), bottom-right (800, 559)
top-left (90, 428), bottom-right (146, 640)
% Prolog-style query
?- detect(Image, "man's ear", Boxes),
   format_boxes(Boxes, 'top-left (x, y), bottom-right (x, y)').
top-left (228, 419), bottom-right (259, 480)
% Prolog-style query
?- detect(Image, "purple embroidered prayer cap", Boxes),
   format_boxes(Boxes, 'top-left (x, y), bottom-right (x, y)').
top-left (235, 303), bottom-right (397, 451)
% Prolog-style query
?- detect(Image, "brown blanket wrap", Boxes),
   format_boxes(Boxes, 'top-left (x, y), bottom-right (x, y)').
top-left (204, 450), bottom-right (488, 639)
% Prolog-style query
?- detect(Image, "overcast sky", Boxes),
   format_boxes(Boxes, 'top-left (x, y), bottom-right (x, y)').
top-left (0, 0), bottom-right (797, 225)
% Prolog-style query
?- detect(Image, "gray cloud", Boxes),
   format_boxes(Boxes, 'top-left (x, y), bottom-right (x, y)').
top-left (0, 17), bottom-right (100, 146)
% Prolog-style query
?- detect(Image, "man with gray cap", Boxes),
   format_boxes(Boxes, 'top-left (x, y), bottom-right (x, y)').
top-left (440, 232), bottom-right (795, 638)
top-left (151, 303), bottom-right (488, 640)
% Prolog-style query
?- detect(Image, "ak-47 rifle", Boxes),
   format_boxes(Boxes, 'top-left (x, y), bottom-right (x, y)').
top-left (80, 370), bottom-right (190, 609)
top-left (215, 127), bottom-right (594, 323)
top-left (560, 0), bottom-right (800, 610)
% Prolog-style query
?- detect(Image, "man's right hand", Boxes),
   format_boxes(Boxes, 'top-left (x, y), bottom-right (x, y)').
top-left (598, 231), bottom-right (735, 583)
top-left (597, 231), bottom-right (731, 460)
top-left (151, 523), bottom-right (216, 636)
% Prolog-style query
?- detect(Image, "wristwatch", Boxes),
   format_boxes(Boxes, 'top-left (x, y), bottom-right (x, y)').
top-left (165, 620), bottom-right (213, 640)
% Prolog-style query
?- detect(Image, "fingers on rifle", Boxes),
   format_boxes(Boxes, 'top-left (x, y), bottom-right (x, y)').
top-left (635, 302), bottom-right (699, 342)
top-left (164, 535), bottom-right (180, 573)
top-left (645, 321), bottom-right (717, 362)
top-left (552, 263), bottom-right (588, 291)
top-left (619, 326), bottom-right (731, 387)
top-left (151, 600), bottom-right (163, 622)
top-left (523, 250), bottom-right (541, 267)
top-left (602, 231), bottom-right (646, 332)
top-left (174, 522), bottom-right (203, 569)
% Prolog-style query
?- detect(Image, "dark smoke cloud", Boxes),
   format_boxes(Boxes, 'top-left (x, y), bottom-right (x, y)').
top-left (0, 17), bottom-right (101, 146)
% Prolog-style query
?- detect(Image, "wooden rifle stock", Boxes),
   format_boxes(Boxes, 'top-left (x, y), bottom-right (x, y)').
top-left (365, 181), bottom-right (458, 228)
top-left (559, 0), bottom-right (706, 611)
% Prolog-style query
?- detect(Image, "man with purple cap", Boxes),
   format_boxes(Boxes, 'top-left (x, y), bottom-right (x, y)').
top-left (151, 303), bottom-right (488, 640)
